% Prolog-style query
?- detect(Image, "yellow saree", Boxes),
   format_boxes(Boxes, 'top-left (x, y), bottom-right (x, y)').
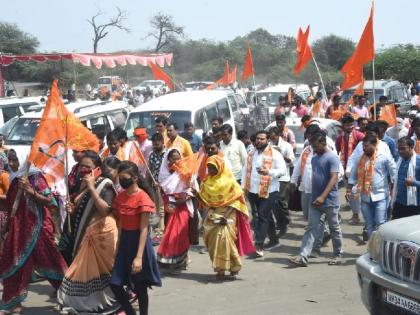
top-left (199, 155), bottom-right (250, 273)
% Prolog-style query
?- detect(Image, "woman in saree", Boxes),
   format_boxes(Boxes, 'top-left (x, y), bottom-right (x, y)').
top-left (157, 148), bottom-right (195, 274)
top-left (0, 166), bottom-right (68, 314)
top-left (57, 150), bottom-right (119, 314)
top-left (197, 155), bottom-right (255, 280)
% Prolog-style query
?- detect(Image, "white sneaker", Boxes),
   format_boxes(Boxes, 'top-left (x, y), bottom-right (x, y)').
top-left (255, 249), bottom-right (264, 258)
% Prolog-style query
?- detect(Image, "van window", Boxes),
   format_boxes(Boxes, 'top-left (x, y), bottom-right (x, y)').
top-left (205, 104), bottom-right (218, 123)
top-left (108, 110), bottom-right (127, 128)
top-left (390, 88), bottom-right (405, 102)
top-left (125, 111), bottom-right (191, 138)
top-left (217, 100), bottom-right (231, 120)
top-left (88, 115), bottom-right (111, 134)
top-left (227, 95), bottom-right (238, 112)
top-left (194, 109), bottom-right (206, 131)
top-left (235, 94), bottom-right (248, 109)
top-left (98, 78), bottom-right (112, 85)
top-left (2, 106), bottom-right (22, 122)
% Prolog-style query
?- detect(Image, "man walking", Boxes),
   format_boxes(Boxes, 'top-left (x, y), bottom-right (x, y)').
top-left (242, 131), bottom-right (286, 257)
top-left (347, 132), bottom-right (396, 239)
top-left (391, 136), bottom-right (420, 219)
top-left (290, 132), bottom-right (343, 267)
top-left (220, 124), bottom-right (247, 183)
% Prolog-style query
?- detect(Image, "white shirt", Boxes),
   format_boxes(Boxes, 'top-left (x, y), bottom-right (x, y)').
top-left (411, 95), bottom-right (419, 106)
top-left (291, 146), bottom-right (313, 193)
top-left (220, 138), bottom-right (248, 180)
top-left (271, 138), bottom-right (295, 182)
top-left (241, 145), bottom-right (287, 194)
top-left (346, 140), bottom-right (392, 174)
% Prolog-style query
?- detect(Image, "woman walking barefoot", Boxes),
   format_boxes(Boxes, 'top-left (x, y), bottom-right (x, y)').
top-left (197, 155), bottom-right (255, 280)
top-left (110, 161), bottom-right (161, 315)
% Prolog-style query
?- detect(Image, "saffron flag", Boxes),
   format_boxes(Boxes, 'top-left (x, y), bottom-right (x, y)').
top-left (128, 142), bottom-right (147, 166)
top-left (241, 46), bottom-right (254, 82)
top-left (229, 64), bottom-right (237, 84)
top-left (149, 61), bottom-right (174, 91)
top-left (29, 80), bottom-right (99, 187)
top-left (341, 2), bottom-right (374, 90)
top-left (216, 61), bottom-right (230, 86)
top-left (294, 26), bottom-right (313, 76)
top-left (172, 152), bottom-right (203, 183)
top-left (379, 103), bottom-right (397, 126)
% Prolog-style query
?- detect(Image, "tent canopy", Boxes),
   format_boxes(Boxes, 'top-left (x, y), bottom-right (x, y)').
top-left (0, 53), bottom-right (173, 69)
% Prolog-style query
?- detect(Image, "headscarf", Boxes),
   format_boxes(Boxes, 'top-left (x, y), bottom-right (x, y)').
top-left (134, 127), bottom-right (148, 142)
top-left (158, 148), bottom-right (189, 195)
top-left (198, 155), bottom-right (248, 216)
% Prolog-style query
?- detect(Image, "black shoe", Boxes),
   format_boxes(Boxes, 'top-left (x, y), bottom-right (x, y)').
top-left (321, 233), bottom-right (331, 247)
top-left (264, 239), bottom-right (280, 250)
top-left (362, 227), bottom-right (368, 242)
top-left (277, 226), bottom-right (288, 238)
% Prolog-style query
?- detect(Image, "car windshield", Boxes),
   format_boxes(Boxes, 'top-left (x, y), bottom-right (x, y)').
top-left (125, 111), bottom-right (191, 138)
top-left (256, 92), bottom-right (287, 107)
top-left (6, 118), bottom-right (40, 145)
top-left (341, 89), bottom-right (385, 104)
top-left (0, 116), bottom-right (19, 137)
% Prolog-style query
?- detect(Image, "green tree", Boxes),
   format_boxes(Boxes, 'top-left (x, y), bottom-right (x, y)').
top-left (0, 22), bottom-right (39, 54)
top-left (312, 34), bottom-right (355, 70)
top-left (368, 44), bottom-right (420, 82)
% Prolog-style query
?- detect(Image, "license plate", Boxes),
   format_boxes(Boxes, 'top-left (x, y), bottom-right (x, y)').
top-left (383, 289), bottom-right (420, 314)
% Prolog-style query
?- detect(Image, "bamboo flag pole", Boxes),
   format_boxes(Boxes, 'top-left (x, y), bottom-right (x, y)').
top-left (311, 54), bottom-right (327, 100)
top-left (372, 59), bottom-right (376, 120)
top-left (65, 114), bottom-right (71, 233)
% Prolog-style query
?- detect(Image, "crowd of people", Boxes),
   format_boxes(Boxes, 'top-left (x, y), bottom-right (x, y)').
top-left (0, 86), bottom-right (420, 314)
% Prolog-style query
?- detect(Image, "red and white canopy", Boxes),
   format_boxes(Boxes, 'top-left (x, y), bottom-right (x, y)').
top-left (0, 53), bottom-right (173, 69)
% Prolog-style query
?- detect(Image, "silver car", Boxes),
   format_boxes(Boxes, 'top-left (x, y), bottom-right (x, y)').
top-left (356, 215), bottom-right (420, 314)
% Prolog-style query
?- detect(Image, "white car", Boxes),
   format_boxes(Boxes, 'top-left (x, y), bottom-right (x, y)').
top-left (5, 100), bottom-right (129, 169)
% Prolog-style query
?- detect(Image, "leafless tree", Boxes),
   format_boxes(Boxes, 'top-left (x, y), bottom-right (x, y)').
top-left (146, 12), bottom-right (184, 53)
top-left (87, 7), bottom-right (130, 53)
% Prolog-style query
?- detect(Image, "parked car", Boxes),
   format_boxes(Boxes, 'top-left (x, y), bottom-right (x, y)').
top-left (184, 81), bottom-right (215, 90)
top-left (341, 80), bottom-right (411, 113)
top-left (254, 84), bottom-right (312, 119)
top-left (125, 90), bottom-right (237, 139)
top-left (0, 96), bottom-right (46, 126)
top-left (356, 216), bottom-right (420, 315)
top-left (133, 80), bottom-right (166, 94)
top-left (5, 100), bottom-right (129, 167)
top-left (265, 117), bottom-right (342, 158)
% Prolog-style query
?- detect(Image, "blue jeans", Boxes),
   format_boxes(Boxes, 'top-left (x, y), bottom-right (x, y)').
top-left (300, 204), bottom-right (342, 261)
top-left (361, 198), bottom-right (388, 239)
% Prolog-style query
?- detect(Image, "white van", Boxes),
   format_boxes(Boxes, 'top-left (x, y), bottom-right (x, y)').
top-left (0, 96), bottom-right (46, 126)
top-left (125, 90), bottom-right (237, 138)
top-left (5, 100), bottom-right (129, 167)
top-left (254, 84), bottom-right (312, 118)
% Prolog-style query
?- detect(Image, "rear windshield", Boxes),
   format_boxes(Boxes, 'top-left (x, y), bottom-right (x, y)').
top-left (125, 111), bottom-right (191, 138)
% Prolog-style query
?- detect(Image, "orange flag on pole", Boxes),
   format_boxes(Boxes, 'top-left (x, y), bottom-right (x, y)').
top-left (29, 80), bottom-right (99, 187)
top-left (128, 142), bottom-right (147, 166)
top-left (172, 152), bottom-right (203, 183)
top-left (149, 61), bottom-right (174, 91)
top-left (294, 25), bottom-right (313, 76)
top-left (341, 2), bottom-right (374, 90)
top-left (241, 46), bottom-right (254, 82)
top-left (229, 64), bottom-right (237, 84)
top-left (215, 61), bottom-right (230, 86)
top-left (379, 103), bottom-right (397, 126)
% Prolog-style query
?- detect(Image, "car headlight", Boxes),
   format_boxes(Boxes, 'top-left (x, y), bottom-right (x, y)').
top-left (368, 230), bottom-right (382, 262)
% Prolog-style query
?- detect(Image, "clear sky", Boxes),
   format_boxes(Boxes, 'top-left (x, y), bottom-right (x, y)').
top-left (0, 0), bottom-right (416, 53)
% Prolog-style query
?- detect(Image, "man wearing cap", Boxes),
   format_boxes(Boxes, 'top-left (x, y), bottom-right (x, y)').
top-left (133, 127), bottom-right (153, 160)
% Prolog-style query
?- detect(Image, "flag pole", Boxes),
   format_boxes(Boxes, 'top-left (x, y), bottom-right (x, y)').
top-left (65, 114), bottom-right (71, 233)
top-left (311, 54), bottom-right (327, 100)
top-left (372, 59), bottom-right (376, 120)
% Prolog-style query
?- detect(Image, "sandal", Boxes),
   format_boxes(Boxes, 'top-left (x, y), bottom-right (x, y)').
top-left (328, 256), bottom-right (342, 265)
